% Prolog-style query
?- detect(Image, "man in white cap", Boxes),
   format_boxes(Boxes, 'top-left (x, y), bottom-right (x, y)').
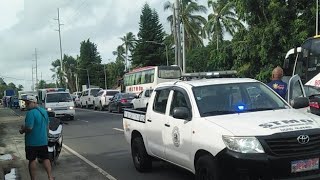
top-left (19, 95), bottom-right (54, 180)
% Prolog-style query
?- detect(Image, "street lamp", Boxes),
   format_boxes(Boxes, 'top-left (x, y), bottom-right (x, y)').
top-left (145, 41), bottom-right (169, 66)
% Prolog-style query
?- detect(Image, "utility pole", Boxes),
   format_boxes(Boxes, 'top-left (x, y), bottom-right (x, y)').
top-left (175, 0), bottom-right (181, 69)
top-left (33, 48), bottom-right (38, 89)
top-left (317, 0), bottom-right (319, 35)
top-left (182, 24), bottom-right (186, 73)
top-left (32, 65), bottom-right (34, 91)
top-left (104, 64), bottom-right (107, 89)
top-left (173, 3), bottom-right (178, 65)
top-left (55, 8), bottom-right (66, 88)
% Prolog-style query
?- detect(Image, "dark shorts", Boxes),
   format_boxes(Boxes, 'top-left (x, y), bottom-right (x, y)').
top-left (25, 146), bottom-right (49, 161)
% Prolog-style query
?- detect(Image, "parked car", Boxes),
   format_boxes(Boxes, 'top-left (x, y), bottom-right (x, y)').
top-left (304, 85), bottom-right (320, 115)
top-left (108, 93), bottom-right (136, 113)
top-left (79, 88), bottom-right (101, 108)
top-left (93, 89), bottom-right (120, 110)
top-left (132, 89), bottom-right (153, 110)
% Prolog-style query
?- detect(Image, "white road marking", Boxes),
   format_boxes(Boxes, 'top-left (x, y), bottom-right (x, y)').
top-left (63, 144), bottom-right (117, 180)
top-left (113, 128), bottom-right (124, 132)
top-left (78, 119), bottom-right (89, 123)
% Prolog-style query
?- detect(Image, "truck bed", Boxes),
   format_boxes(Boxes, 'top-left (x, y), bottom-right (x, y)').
top-left (123, 109), bottom-right (146, 123)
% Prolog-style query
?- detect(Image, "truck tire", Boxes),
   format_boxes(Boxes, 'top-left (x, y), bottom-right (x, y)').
top-left (131, 137), bottom-right (152, 172)
top-left (93, 102), bottom-right (97, 110)
top-left (117, 105), bottom-right (122, 113)
top-left (195, 155), bottom-right (219, 180)
top-left (99, 102), bottom-right (104, 111)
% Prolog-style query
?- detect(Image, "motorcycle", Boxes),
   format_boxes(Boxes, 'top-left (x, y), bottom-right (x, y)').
top-left (47, 111), bottom-right (63, 164)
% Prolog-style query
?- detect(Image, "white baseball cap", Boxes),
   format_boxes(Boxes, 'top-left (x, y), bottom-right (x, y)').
top-left (21, 95), bottom-right (37, 103)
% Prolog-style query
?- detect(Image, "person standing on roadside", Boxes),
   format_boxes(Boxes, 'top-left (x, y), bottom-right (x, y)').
top-left (19, 95), bottom-right (54, 180)
top-left (267, 66), bottom-right (288, 99)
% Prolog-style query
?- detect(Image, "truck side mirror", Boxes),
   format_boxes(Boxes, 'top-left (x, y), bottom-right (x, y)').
top-left (291, 97), bottom-right (309, 109)
top-left (173, 107), bottom-right (190, 120)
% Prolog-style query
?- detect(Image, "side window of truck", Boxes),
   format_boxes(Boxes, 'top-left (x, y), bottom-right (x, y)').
top-left (153, 89), bottom-right (170, 114)
top-left (170, 91), bottom-right (189, 116)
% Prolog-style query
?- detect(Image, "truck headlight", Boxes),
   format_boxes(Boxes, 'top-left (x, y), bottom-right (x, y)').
top-left (222, 136), bottom-right (264, 153)
top-left (69, 106), bottom-right (74, 110)
top-left (47, 108), bottom-right (52, 111)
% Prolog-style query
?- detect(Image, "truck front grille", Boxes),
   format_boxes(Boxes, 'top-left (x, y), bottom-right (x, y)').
top-left (264, 134), bottom-right (320, 156)
top-left (53, 107), bottom-right (68, 111)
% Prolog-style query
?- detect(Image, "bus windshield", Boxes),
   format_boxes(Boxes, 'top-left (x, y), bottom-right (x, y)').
top-left (158, 66), bottom-right (181, 79)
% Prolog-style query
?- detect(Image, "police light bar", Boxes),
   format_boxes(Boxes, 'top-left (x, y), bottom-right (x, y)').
top-left (181, 70), bottom-right (237, 79)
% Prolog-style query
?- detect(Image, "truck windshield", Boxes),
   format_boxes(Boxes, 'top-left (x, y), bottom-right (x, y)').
top-left (193, 82), bottom-right (288, 117)
top-left (91, 89), bottom-right (100, 96)
top-left (46, 93), bottom-right (72, 103)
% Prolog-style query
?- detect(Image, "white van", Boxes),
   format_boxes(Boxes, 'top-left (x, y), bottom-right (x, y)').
top-left (45, 91), bottom-right (75, 120)
top-left (80, 88), bottom-right (101, 108)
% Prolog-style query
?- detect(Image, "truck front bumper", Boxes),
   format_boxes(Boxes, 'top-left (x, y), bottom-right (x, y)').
top-left (216, 148), bottom-right (320, 180)
top-left (53, 109), bottom-right (75, 119)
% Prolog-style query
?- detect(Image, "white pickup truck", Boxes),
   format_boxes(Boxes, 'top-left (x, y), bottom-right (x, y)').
top-left (132, 89), bottom-right (153, 110)
top-left (123, 75), bottom-right (320, 180)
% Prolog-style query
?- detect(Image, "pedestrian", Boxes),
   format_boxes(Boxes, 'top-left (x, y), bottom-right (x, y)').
top-left (267, 66), bottom-right (287, 99)
top-left (19, 95), bottom-right (54, 180)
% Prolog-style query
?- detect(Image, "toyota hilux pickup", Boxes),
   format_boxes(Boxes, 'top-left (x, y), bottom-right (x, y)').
top-left (123, 74), bottom-right (320, 180)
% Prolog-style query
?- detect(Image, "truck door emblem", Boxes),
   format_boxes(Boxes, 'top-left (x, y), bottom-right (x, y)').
top-left (172, 127), bottom-right (180, 147)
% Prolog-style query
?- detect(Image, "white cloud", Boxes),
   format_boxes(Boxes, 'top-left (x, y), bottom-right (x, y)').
top-left (0, 0), bottom-right (210, 91)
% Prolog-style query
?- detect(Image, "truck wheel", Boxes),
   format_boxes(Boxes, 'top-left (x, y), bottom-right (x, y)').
top-left (93, 102), bottom-right (96, 110)
top-left (195, 155), bottom-right (218, 180)
top-left (99, 102), bottom-right (104, 111)
top-left (131, 137), bottom-right (152, 172)
top-left (117, 105), bottom-right (122, 113)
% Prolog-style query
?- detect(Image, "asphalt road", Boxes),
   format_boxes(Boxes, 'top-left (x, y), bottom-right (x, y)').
top-left (13, 108), bottom-right (194, 180)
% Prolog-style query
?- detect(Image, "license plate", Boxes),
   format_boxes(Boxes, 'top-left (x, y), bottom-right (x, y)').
top-left (291, 158), bottom-right (319, 173)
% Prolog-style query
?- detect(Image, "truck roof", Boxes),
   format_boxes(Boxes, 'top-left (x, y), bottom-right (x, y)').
top-left (156, 78), bottom-right (260, 88)
top-left (46, 91), bottom-right (70, 95)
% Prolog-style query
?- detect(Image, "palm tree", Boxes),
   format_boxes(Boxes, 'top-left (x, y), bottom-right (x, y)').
top-left (120, 32), bottom-right (136, 71)
top-left (206, 0), bottom-right (244, 50)
top-left (112, 45), bottom-right (126, 63)
top-left (164, 0), bottom-right (207, 50)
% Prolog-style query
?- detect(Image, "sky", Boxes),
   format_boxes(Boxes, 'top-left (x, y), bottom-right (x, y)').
top-left (0, 0), bottom-right (209, 91)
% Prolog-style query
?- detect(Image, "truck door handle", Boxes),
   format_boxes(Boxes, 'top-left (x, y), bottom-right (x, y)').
top-left (164, 124), bottom-right (170, 127)
top-left (147, 119), bottom-right (152, 122)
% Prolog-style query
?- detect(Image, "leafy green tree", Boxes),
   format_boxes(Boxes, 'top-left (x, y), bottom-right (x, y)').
top-left (37, 80), bottom-right (46, 89)
top-left (51, 55), bottom-right (77, 91)
top-left (78, 39), bottom-right (102, 88)
top-left (232, 0), bottom-right (316, 82)
top-left (106, 59), bottom-right (125, 88)
top-left (112, 45), bottom-right (126, 63)
top-left (206, 0), bottom-right (244, 50)
top-left (164, 0), bottom-right (207, 50)
top-left (17, 85), bottom-right (23, 91)
top-left (120, 32), bottom-right (136, 70)
top-left (132, 3), bottom-right (165, 67)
